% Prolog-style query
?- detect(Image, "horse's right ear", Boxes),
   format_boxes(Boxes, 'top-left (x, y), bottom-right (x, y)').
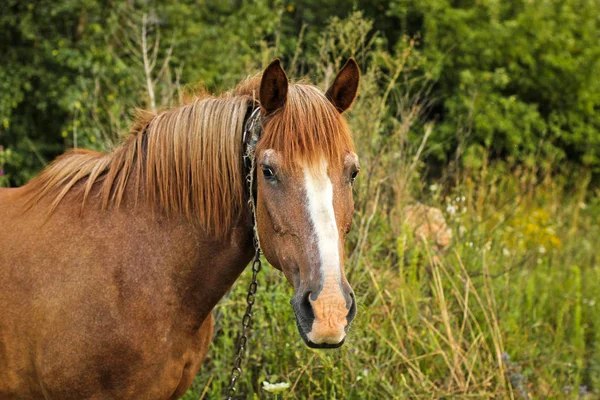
top-left (260, 59), bottom-right (288, 114)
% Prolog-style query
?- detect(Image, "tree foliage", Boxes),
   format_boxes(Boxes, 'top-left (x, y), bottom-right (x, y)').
top-left (1, 0), bottom-right (599, 186)
top-left (397, 0), bottom-right (600, 170)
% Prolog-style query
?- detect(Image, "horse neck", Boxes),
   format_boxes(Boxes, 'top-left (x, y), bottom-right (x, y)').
top-left (40, 174), bottom-right (256, 330)
top-left (119, 103), bottom-right (255, 324)
top-left (120, 186), bottom-right (255, 327)
top-left (179, 213), bottom-right (255, 324)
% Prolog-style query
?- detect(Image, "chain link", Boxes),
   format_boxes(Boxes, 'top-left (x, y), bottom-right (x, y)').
top-left (224, 105), bottom-right (263, 400)
top-left (226, 250), bottom-right (262, 400)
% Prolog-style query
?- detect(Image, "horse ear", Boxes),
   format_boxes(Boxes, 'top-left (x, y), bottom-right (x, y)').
top-left (260, 59), bottom-right (289, 114)
top-left (326, 58), bottom-right (360, 113)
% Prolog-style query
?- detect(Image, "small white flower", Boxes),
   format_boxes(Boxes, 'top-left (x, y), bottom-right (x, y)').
top-left (459, 225), bottom-right (467, 235)
top-left (538, 246), bottom-right (546, 254)
top-left (502, 248), bottom-right (510, 257)
top-left (446, 204), bottom-right (457, 215)
top-left (262, 381), bottom-right (291, 393)
top-left (429, 184), bottom-right (438, 192)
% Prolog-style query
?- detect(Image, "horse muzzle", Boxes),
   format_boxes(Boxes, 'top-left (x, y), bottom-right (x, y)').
top-left (291, 289), bottom-right (356, 349)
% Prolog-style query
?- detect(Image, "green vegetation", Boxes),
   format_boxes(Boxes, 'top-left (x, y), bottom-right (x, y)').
top-left (2, 1), bottom-right (599, 398)
top-left (2, 0), bottom-right (600, 184)
top-left (194, 162), bottom-right (599, 399)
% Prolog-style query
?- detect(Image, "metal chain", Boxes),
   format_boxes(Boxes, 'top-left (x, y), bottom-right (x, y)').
top-left (224, 105), bottom-right (263, 400)
top-left (225, 248), bottom-right (261, 400)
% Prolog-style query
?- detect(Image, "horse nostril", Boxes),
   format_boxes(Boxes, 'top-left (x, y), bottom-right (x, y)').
top-left (347, 291), bottom-right (357, 323)
top-left (299, 291), bottom-right (315, 320)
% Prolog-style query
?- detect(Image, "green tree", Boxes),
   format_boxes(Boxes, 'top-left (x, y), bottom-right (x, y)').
top-left (389, 0), bottom-right (600, 170)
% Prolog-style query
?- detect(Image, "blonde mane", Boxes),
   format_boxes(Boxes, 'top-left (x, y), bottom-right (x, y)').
top-left (22, 77), bottom-right (354, 236)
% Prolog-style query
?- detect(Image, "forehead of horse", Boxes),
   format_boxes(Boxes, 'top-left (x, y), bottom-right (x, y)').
top-left (257, 83), bottom-right (354, 172)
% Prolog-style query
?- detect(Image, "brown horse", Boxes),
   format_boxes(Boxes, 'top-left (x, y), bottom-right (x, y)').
top-left (0, 59), bottom-right (360, 399)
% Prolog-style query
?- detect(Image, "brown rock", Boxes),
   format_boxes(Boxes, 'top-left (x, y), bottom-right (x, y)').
top-left (402, 204), bottom-right (452, 254)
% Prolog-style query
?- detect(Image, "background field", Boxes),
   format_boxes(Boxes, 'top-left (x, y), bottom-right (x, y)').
top-left (2, 1), bottom-right (599, 398)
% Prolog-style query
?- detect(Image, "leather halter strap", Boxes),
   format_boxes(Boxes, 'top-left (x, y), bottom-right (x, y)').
top-left (242, 104), bottom-right (262, 249)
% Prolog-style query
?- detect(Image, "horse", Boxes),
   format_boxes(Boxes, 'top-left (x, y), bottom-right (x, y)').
top-left (0, 58), bottom-right (360, 399)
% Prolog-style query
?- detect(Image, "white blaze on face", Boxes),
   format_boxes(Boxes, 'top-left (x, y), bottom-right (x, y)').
top-left (303, 158), bottom-right (348, 344)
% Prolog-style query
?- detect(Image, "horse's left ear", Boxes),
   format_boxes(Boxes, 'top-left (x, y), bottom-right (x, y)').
top-left (326, 58), bottom-right (360, 113)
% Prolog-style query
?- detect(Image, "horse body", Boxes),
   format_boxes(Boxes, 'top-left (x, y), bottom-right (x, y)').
top-left (0, 186), bottom-right (252, 399)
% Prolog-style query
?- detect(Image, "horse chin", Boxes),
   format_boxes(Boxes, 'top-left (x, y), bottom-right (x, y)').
top-left (294, 314), bottom-right (346, 349)
top-left (304, 337), bottom-right (346, 349)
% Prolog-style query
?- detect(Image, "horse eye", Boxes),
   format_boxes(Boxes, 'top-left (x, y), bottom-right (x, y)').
top-left (350, 169), bottom-right (359, 185)
top-left (262, 166), bottom-right (276, 180)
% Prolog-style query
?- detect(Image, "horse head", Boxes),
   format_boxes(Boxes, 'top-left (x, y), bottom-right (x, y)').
top-left (254, 59), bottom-right (360, 348)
